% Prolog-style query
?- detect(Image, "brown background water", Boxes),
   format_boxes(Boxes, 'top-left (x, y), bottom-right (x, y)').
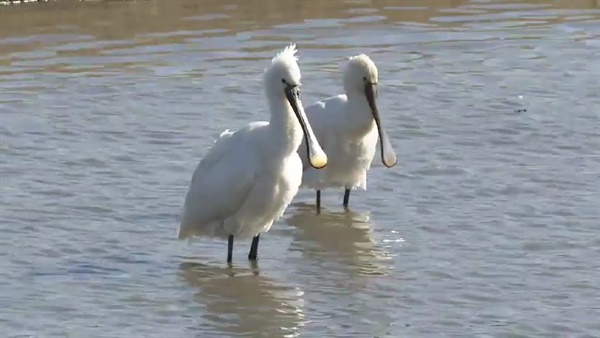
top-left (1, 0), bottom-right (599, 337)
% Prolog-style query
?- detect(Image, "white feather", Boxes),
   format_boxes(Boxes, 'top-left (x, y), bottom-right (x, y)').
top-left (178, 44), bottom-right (325, 241)
top-left (298, 54), bottom-right (394, 193)
top-left (298, 94), bottom-right (377, 191)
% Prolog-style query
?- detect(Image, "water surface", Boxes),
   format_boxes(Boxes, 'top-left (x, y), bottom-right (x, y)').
top-left (1, 0), bottom-right (599, 337)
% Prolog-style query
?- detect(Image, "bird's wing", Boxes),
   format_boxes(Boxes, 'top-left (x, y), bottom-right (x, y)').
top-left (180, 126), bottom-right (260, 231)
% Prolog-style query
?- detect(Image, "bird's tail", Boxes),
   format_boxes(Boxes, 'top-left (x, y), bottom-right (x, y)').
top-left (177, 210), bottom-right (224, 240)
top-left (177, 207), bottom-right (194, 239)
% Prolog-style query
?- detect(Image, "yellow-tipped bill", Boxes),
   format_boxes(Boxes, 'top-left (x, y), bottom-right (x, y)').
top-left (308, 148), bottom-right (328, 169)
top-left (285, 84), bottom-right (328, 170)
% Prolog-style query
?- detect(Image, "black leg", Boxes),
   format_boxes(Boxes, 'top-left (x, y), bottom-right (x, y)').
top-left (248, 234), bottom-right (260, 260)
top-left (316, 190), bottom-right (321, 214)
top-left (227, 235), bottom-right (234, 263)
top-left (343, 188), bottom-right (351, 209)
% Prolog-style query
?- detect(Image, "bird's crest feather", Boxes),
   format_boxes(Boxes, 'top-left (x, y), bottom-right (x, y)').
top-left (271, 43), bottom-right (298, 65)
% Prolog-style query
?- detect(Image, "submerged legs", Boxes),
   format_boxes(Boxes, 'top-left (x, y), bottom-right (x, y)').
top-left (227, 235), bottom-right (234, 263)
top-left (248, 234), bottom-right (260, 261)
top-left (343, 188), bottom-right (351, 210)
top-left (316, 190), bottom-right (321, 214)
top-left (227, 234), bottom-right (261, 263)
top-left (317, 188), bottom-right (352, 212)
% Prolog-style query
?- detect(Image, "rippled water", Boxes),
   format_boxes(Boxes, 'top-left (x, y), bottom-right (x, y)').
top-left (1, 0), bottom-right (599, 337)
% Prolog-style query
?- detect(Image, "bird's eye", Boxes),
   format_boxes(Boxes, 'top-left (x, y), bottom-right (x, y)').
top-left (281, 79), bottom-right (286, 84)
top-left (363, 76), bottom-right (367, 82)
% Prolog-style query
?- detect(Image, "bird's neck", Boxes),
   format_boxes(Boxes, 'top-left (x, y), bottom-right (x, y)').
top-left (345, 93), bottom-right (376, 136)
top-left (268, 96), bottom-right (303, 157)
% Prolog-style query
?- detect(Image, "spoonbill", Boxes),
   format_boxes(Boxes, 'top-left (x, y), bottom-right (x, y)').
top-left (298, 54), bottom-right (396, 213)
top-left (178, 44), bottom-right (327, 263)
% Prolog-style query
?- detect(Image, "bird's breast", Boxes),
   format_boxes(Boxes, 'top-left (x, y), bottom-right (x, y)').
top-left (275, 154), bottom-right (303, 187)
top-left (351, 119), bottom-right (377, 139)
top-left (259, 151), bottom-right (302, 184)
top-left (252, 154), bottom-right (302, 218)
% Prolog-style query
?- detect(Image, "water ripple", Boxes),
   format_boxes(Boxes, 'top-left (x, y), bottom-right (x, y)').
top-left (0, 0), bottom-right (599, 337)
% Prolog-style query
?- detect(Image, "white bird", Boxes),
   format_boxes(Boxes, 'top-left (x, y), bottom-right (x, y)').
top-left (298, 54), bottom-right (397, 213)
top-left (178, 44), bottom-right (327, 263)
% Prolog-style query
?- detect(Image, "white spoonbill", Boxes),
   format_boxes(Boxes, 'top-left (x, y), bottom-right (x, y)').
top-left (298, 54), bottom-right (396, 213)
top-left (178, 44), bottom-right (327, 263)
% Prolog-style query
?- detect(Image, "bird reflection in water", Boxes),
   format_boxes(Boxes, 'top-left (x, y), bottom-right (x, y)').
top-left (285, 202), bottom-right (393, 276)
top-left (178, 261), bottom-right (306, 337)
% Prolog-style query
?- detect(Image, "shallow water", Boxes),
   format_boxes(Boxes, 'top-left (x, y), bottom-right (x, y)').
top-left (1, 0), bottom-right (599, 337)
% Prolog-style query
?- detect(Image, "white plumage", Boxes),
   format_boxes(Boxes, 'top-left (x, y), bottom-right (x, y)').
top-left (178, 44), bottom-right (327, 262)
top-left (298, 54), bottom-right (396, 212)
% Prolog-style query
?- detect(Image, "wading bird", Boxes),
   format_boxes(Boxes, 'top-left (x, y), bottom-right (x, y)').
top-left (298, 54), bottom-right (396, 213)
top-left (178, 44), bottom-right (327, 263)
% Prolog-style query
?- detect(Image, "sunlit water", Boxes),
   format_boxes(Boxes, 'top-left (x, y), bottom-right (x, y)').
top-left (1, 0), bottom-right (599, 337)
